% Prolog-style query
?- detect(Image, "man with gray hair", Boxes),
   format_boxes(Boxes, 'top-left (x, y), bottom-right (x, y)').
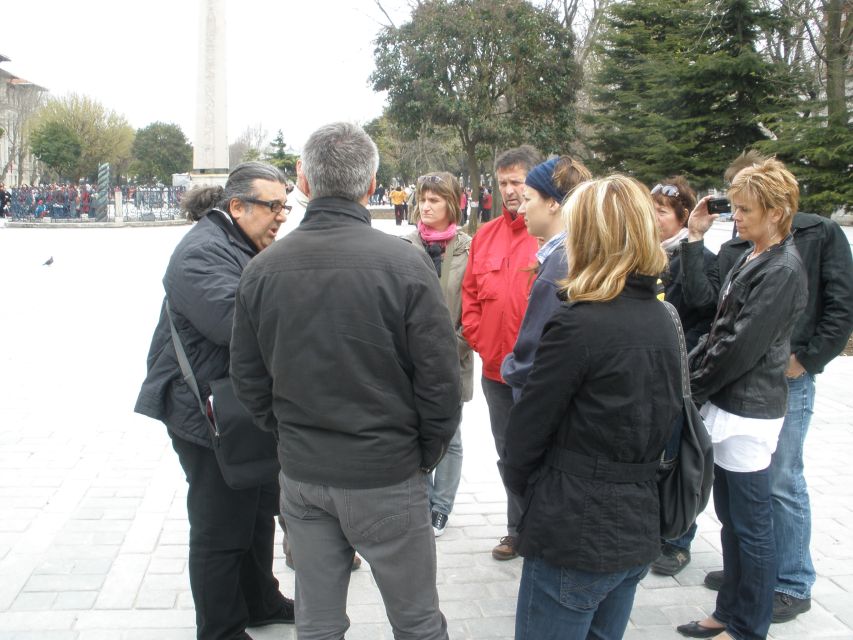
top-left (230, 122), bottom-right (460, 640)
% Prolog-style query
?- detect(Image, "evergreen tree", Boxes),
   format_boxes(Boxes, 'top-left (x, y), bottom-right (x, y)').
top-left (588, 0), bottom-right (792, 188)
top-left (268, 130), bottom-right (298, 175)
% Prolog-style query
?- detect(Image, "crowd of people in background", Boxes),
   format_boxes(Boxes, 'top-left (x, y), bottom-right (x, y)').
top-left (0, 182), bottom-right (95, 219)
top-left (134, 121), bottom-right (853, 640)
top-left (0, 183), bottom-right (186, 219)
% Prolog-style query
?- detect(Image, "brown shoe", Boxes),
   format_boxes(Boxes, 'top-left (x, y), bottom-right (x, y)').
top-left (492, 536), bottom-right (518, 561)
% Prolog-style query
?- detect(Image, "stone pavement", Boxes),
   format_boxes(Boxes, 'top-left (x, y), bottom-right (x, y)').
top-left (1, 223), bottom-right (852, 639)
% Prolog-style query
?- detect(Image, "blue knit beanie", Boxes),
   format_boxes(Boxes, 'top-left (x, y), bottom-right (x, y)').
top-left (525, 158), bottom-right (565, 204)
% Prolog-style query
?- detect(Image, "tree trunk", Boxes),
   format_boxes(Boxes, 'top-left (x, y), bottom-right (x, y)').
top-left (466, 140), bottom-right (480, 233)
top-left (824, 0), bottom-right (850, 128)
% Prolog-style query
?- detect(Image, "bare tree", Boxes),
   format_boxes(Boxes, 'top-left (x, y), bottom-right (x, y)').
top-left (1, 82), bottom-right (46, 184)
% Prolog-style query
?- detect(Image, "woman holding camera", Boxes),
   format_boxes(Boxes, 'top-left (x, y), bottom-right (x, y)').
top-left (677, 159), bottom-right (807, 640)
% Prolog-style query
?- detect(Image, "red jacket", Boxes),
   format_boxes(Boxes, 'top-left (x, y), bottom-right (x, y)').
top-left (462, 208), bottom-right (538, 381)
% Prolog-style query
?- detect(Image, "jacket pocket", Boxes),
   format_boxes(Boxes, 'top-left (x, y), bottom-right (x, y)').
top-left (473, 257), bottom-right (504, 300)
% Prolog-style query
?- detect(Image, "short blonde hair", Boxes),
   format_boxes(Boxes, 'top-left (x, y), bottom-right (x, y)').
top-left (563, 175), bottom-right (667, 302)
top-left (414, 172), bottom-right (462, 225)
top-left (728, 158), bottom-right (798, 237)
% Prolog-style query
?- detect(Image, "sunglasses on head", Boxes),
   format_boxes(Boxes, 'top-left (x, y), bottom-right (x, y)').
top-left (651, 184), bottom-right (680, 198)
top-left (418, 175), bottom-right (445, 186)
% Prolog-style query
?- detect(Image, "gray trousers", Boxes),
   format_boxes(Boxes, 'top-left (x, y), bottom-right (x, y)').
top-left (280, 471), bottom-right (448, 640)
top-left (481, 375), bottom-right (524, 537)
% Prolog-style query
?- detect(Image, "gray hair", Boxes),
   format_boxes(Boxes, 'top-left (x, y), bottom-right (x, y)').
top-left (301, 122), bottom-right (379, 202)
top-left (181, 161), bottom-right (285, 221)
top-left (495, 145), bottom-right (543, 174)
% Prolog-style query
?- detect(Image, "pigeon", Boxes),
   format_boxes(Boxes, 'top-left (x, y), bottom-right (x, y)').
top-left (43, 256), bottom-right (53, 266)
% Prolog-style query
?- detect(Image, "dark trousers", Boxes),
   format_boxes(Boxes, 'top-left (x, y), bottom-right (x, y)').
top-left (394, 204), bottom-right (405, 225)
top-left (170, 433), bottom-right (286, 640)
top-left (481, 376), bottom-right (523, 536)
top-left (713, 464), bottom-right (776, 640)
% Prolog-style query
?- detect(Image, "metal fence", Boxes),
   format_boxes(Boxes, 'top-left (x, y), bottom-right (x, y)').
top-left (5, 186), bottom-right (186, 222)
top-left (113, 186), bottom-right (186, 221)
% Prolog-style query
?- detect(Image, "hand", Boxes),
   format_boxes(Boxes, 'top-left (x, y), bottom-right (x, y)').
top-left (687, 196), bottom-right (719, 242)
top-left (785, 354), bottom-right (806, 379)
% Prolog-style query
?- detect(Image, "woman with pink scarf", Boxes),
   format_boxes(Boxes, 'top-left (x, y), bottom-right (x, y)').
top-left (405, 171), bottom-right (473, 537)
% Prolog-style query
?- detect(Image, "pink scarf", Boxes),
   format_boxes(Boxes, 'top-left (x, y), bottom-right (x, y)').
top-left (418, 220), bottom-right (457, 244)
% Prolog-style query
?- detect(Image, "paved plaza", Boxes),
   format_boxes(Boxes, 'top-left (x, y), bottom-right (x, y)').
top-left (1, 221), bottom-right (851, 639)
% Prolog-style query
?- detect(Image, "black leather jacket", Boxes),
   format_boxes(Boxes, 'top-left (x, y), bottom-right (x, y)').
top-left (690, 235), bottom-right (807, 418)
top-left (711, 214), bottom-right (853, 375)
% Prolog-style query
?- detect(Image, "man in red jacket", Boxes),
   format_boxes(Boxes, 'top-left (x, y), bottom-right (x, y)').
top-left (462, 145), bottom-right (541, 560)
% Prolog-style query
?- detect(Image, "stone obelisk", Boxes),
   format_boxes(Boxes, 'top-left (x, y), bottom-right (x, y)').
top-left (190, 0), bottom-right (229, 186)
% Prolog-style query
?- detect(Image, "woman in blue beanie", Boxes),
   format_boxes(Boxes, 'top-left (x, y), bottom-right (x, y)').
top-left (501, 156), bottom-right (591, 401)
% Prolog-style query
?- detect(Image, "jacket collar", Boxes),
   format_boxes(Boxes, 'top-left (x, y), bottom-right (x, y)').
top-left (502, 205), bottom-right (528, 230)
top-left (206, 209), bottom-right (259, 257)
top-left (621, 273), bottom-right (659, 298)
top-left (303, 196), bottom-right (371, 225)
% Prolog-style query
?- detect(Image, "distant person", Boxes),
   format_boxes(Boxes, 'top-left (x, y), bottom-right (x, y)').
top-left (230, 122), bottom-right (460, 640)
top-left (135, 162), bottom-right (294, 640)
top-left (501, 175), bottom-right (681, 640)
top-left (390, 184), bottom-right (407, 225)
top-left (405, 171), bottom-right (473, 536)
top-left (0, 183), bottom-right (10, 218)
top-left (462, 145), bottom-right (541, 561)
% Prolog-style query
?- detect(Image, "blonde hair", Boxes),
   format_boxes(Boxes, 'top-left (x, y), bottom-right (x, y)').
top-left (728, 158), bottom-right (798, 237)
top-left (414, 172), bottom-right (462, 225)
top-left (562, 175), bottom-right (667, 302)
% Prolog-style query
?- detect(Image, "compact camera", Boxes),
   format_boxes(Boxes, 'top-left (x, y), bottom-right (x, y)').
top-left (707, 197), bottom-right (731, 215)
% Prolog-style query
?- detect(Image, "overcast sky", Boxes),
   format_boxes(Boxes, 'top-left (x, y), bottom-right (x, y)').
top-left (2, 0), bottom-right (412, 152)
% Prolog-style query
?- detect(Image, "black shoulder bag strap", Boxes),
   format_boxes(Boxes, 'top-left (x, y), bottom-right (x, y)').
top-left (661, 301), bottom-right (691, 402)
top-left (165, 300), bottom-right (207, 417)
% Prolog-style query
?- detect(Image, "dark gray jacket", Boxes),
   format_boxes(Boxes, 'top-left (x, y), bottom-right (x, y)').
top-left (230, 197), bottom-right (461, 489)
top-left (134, 210), bottom-right (258, 447)
top-left (690, 235), bottom-right (807, 418)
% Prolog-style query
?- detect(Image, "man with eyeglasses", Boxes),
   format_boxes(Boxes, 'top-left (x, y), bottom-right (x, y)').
top-left (231, 122), bottom-right (460, 640)
top-left (136, 162), bottom-right (295, 639)
top-left (462, 144), bottom-right (542, 562)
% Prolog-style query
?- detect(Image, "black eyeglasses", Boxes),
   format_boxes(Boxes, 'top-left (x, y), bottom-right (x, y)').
top-left (418, 175), bottom-right (445, 186)
top-left (651, 184), bottom-right (680, 198)
top-left (242, 197), bottom-right (291, 214)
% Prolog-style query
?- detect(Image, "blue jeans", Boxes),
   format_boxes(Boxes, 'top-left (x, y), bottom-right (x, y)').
top-left (428, 411), bottom-right (463, 515)
top-left (515, 557), bottom-right (648, 640)
top-left (771, 373), bottom-right (816, 599)
top-left (713, 465), bottom-right (776, 640)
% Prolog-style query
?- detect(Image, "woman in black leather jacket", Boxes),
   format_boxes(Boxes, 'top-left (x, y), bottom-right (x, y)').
top-left (678, 159), bottom-right (807, 640)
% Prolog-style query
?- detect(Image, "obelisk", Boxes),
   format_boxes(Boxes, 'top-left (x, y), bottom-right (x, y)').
top-left (190, 0), bottom-right (229, 186)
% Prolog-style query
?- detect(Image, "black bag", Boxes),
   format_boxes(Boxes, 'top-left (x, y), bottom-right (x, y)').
top-left (206, 377), bottom-right (280, 490)
top-left (658, 302), bottom-right (714, 540)
top-left (166, 302), bottom-right (279, 490)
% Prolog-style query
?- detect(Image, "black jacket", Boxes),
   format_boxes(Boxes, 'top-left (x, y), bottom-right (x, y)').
top-left (664, 241), bottom-right (719, 351)
top-left (230, 197), bottom-right (461, 490)
top-left (135, 210), bottom-right (258, 447)
top-left (500, 275), bottom-right (682, 573)
top-left (708, 214), bottom-right (853, 375)
top-left (690, 235), bottom-right (807, 417)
